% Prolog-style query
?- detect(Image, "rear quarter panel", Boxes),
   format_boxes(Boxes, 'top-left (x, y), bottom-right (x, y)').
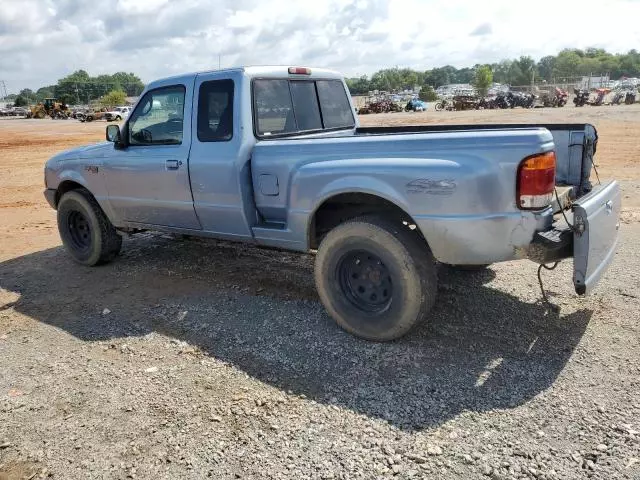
top-left (252, 128), bottom-right (555, 263)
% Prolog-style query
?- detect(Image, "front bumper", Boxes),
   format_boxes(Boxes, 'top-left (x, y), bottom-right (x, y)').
top-left (44, 188), bottom-right (57, 209)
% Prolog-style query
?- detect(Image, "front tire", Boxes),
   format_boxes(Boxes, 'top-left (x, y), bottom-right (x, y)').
top-left (314, 215), bottom-right (437, 341)
top-left (57, 189), bottom-right (122, 266)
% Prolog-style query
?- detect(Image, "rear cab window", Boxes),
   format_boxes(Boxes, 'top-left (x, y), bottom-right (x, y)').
top-left (197, 79), bottom-right (234, 142)
top-left (253, 78), bottom-right (354, 137)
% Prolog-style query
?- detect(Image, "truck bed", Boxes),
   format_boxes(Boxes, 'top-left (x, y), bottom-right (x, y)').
top-left (356, 123), bottom-right (597, 196)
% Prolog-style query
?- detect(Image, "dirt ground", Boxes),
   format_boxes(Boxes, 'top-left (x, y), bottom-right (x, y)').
top-left (1, 106), bottom-right (639, 480)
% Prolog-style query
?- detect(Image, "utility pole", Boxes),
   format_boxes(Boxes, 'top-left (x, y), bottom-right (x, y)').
top-left (218, 55), bottom-right (221, 70)
top-left (0, 81), bottom-right (7, 102)
top-left (531, 70), bottom-right (535, 90)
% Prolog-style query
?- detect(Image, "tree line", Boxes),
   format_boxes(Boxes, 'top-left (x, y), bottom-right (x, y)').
top-left (346, 48), bottom-right (640, 95)
top-left (10, 70), bottom-right (145, 107)
top-left (7, 48), bottom-right (640, 106)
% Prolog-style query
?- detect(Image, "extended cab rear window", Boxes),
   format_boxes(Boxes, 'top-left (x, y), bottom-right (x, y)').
top-left (253, 79), bottom-right (354, 137)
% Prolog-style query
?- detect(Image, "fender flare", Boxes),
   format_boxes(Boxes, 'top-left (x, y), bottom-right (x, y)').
top-left (304, 175), bottom-right (418, 248)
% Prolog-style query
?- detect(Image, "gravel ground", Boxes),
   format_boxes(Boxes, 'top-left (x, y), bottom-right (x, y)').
top-left (1, 224), bottom-right (639, 479)
top-left (1, 110), bottom-right (639, 479)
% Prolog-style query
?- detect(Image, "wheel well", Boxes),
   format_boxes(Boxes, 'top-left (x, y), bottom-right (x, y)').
top-left (309, 193), bottom-right (423, 249)
top-left (55, 180), bottom-right (85, 207)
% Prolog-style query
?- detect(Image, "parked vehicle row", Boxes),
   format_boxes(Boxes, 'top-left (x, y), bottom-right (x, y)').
top-left (0, 100), bottom-right (133, 121)
top-left (432, 91), bottom-right (539, 111)
top-left (358, 98), bottom-right (403, 114)
top-left (574, 88), bottom-right (637, 106)
top-left (613, 90), bottom-right (637, 105)
top-left (0, 106), bottom-right (29, 116)
top-left (541, 88), bottom-right (569, 108)
top-left (74, 106), bottom-right (131, 122)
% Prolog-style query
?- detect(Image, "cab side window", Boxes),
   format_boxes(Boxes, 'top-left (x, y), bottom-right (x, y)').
top-left (128, 85), bottom-right (185, 146)
top-left (197, 79), bottom-right (234, 142)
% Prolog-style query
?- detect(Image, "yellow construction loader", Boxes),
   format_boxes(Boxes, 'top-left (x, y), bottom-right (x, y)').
top-left (27, 98), bottom-right (71, 119)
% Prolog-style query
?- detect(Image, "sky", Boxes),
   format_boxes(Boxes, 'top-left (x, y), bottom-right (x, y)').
top-left (1, 0), bottom-right (639, 92)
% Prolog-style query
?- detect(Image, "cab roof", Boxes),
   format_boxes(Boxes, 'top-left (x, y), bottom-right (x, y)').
top-left (146, 66), bottom-right (344, 90)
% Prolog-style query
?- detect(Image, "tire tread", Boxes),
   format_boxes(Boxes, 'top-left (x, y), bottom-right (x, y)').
top-left (58, 188), bottom-right (122, 265)
top-left (314, 214), bottom-right (437, 341)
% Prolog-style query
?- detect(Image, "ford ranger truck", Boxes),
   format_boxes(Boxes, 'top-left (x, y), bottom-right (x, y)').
top-left (43, 66), bottom-right (621, 341)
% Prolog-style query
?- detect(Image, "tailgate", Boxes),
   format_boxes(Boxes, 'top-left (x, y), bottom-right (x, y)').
top-left (573, 180), bottom-right (621, 294)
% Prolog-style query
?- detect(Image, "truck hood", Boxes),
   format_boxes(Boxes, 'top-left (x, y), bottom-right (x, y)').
top-left (48, 142), bottom-right (113, 164)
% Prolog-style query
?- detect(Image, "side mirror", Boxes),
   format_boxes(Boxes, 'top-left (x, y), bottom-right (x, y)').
top-left (106, 124), bottom-right (122, 144)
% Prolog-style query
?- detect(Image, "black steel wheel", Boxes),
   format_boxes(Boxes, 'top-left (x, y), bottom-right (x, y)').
top-left (315, 215), bottom-right (437, 341)
top-left (57, 189), bottom-right (122, 266)
top-left (338, 250), bottom-right (393, 313)
top-left (67, 210), bottom-right (92, 252)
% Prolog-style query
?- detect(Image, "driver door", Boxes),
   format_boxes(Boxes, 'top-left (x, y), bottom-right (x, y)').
top-left (103, 82), bottom-right (201, 230)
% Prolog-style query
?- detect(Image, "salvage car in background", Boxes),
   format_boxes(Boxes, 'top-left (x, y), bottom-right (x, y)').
top-left (404, 99), bottom-right (427, 111)
top-left (105, 106), bottom-right (131, 122)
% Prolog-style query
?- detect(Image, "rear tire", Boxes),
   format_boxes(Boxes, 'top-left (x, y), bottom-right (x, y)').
top-left (314, 215), bottom-right (437, 341)
top-left (57, 189), bottom-right (122, 266)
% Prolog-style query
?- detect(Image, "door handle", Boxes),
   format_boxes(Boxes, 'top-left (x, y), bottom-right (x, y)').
top-left (166, 160), bottom-right (181, 170)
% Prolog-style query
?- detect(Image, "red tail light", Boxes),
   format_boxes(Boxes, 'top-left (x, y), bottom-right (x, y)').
top-left (288, 67), bottom-right (311, 75)
top-left (517, 151), bottom-right (556, 209)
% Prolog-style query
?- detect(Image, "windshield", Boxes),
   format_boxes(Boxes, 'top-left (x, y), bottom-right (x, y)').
top-left (253, 79), bottom-right (354, 137)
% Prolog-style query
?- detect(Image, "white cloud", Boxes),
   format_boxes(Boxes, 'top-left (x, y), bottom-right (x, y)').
top-left (0, 0), bottom-right (639, 91)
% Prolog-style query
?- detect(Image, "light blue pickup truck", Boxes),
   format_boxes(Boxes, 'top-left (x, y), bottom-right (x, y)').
top-left (43, 66), bottom-right (621, 341)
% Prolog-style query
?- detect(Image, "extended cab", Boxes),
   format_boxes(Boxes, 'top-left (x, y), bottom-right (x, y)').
top-left (43, 66), bottom-right (621, 341)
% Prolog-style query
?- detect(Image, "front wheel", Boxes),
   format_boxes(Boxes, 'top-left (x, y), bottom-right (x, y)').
top-left (434, 102), bottom-right (443, 111)
top-left (57, 189), bottom-right (122, 266)
top-left (314, 215), bottom-right (437, 341)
